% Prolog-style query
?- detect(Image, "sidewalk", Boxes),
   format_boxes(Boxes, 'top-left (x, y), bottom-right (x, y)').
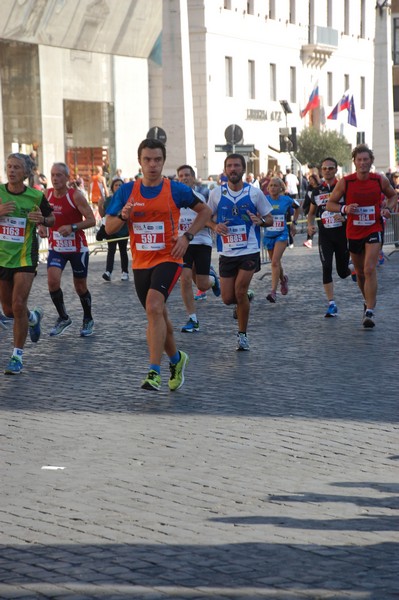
top-left (1, 234), bottom-right (398, 599)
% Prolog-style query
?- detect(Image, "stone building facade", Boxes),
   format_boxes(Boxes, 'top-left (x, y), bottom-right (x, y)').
top-left (0, 0), bottom-right (393, 183)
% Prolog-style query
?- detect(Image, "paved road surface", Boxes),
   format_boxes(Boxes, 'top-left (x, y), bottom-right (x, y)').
top-left (1, 235), bottom-right (398, 599)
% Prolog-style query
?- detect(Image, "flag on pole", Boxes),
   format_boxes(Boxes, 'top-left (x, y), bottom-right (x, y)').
top-left (347, 95), bottom-right (357, 127)
top-left (327, 90), bottom-right (357, 127)
top-left (300, 84), bottom-right (320, 118)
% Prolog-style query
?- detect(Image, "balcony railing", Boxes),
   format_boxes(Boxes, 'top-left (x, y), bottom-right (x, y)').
top-left (301, 26), bottom-right (338, 66)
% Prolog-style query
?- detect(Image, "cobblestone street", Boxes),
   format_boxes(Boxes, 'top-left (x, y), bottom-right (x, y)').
top-left (1, 236), bottom-right (398, 599)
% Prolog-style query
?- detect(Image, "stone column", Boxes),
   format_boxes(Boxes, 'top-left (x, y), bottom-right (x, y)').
top-left (373, 3), bottom-right (396, 171)
top-left (0, 71), bottom-right (5, 182)
top-left (162, 0), bottom-right (196, 174)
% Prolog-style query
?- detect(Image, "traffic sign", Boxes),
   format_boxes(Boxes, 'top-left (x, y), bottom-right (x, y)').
top-left (147, 126), bottom-right (167, 144)
top-left (215, 144), bottom-right (255, 155)
top-left (224, 124), bottom-right (243, 145)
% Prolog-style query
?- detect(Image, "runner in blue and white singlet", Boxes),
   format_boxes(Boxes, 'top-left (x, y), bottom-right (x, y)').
top-left (208, 153), bottom-right (272, 351)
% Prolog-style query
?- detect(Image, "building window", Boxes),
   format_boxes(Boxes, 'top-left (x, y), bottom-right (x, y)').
top-left (360, 0), bottom-right (366, 38)
top-left (269, 0), bottom-right (276, 19)
top-left (344, 74), bottom-right (350, 92)
top-left (360, 77), bottom-right (365, 110)
top-left (344, 0), bottom-right (350, 35)
top-left (247, 1), bottom-right (254, 15)
top-left (290, 67), bottom-right (296, 103)
top-left (327, 71), bottom-right (333, 106)
top-left (394, 86), bottom-right (399, 112)
top-left (327, 0), bottom-right (333, 27)
top-left (248, 60), bottom-right (255, 99)
top-left (289, 0), bottom-right (295, 24)
top-left (270, 63), bottom-right (277, 101)
top-left (394, 18), bottom-right (399, 64)
top-left (225, 56), bottom-right (233, 97)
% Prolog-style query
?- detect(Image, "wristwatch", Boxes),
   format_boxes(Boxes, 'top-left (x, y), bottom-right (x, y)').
top-left (71, 224), bottom-right (78, 232)
top-left (184, 232), bottom-right (194, 242)
top-left (117, 212), bottom-right (128, 222)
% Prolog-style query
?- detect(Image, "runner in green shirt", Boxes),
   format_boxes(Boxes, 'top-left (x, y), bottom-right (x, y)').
top-left (0, 153), bottom-right (54, 374)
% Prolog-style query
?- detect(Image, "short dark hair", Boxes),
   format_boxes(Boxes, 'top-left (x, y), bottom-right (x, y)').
top-left (138, 138), bottom-right (166, 161)
top-left (352, 144), bottom-right (374, 162)
top-left (224, 153), bottom-right (246, 171)
top-left (320, 157), bottom-right (338, 169)
top-left (177, 164), bottom-right (195, 177)
top-left (111, 177), bottom-right (124, 192)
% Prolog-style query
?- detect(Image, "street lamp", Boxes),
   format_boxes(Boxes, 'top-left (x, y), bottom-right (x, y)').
top-left (376, 0), bottom-right (391, 15)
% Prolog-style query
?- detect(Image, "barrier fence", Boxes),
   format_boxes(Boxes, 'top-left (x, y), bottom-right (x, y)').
top-left (38, 213), bottom-right (399, 260)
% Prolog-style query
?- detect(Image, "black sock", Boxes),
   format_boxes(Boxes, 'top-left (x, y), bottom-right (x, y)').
top-left (50, 289), bottom-right (68, 320)
top-left (79, 291), bottom-right (92, 320)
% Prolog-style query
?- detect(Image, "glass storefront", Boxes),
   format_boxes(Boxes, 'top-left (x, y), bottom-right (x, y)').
top-left (0, 40), bottom-right (42, 161)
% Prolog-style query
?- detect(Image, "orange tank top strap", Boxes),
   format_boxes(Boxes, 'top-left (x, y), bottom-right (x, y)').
top-left (127, 178), bottom-right (181, 269)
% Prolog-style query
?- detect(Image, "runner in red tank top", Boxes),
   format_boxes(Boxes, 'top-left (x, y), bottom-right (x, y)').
top-left (39, 162), bottom-right (96, 337)
top-left (326, 144), bottom-right (397, 328)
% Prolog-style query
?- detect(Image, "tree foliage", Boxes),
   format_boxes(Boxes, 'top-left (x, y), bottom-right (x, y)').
top-left (296, 127), bottom-right (352, 169)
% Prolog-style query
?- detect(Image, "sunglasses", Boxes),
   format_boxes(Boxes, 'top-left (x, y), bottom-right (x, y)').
top-left (321, 166), bottom-right (336, 170)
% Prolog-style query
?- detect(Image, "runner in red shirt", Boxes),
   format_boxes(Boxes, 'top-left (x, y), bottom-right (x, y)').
top-left (326, 144), bottom-right (397, 328)
top-left (41, 163), bottom-right (96, 337)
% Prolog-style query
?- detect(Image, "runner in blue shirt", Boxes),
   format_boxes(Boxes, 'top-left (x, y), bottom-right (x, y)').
top-left (264, 177), bottom-right (299, 303)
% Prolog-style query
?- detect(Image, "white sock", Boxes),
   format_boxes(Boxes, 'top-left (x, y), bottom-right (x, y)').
top-left (28, 310), bottom-right (37, 325)
top-left (12, 348), bottom-right (23, 360)
top-left (189, 313), bottom-right (198, 322)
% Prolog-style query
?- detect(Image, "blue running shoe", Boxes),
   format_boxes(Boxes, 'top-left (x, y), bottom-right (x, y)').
top-left (349, 261), bottom-right (357, 282)
top-left (4, 355), bottom-right (23, 375)
top-left (49, 316), bottom-right (72, 337)
top-left (0, 312), bottom-right (9, 330)
top-left (80, 318), bottom-right (94, 337)
top-left (29, 307), bottom-right (43, 343)
top-left (209, 265), bottom-right (221, 297)
top-left (181, 318), bottom-right (199, 332)
top-left (362, 310), bottom-right (375, 329)
top-left (325, 303), bottom-right (338, 318)
top-left (194, 290), bottom-right (207, 301)
top-left (236, 332), bottom-right (250, 351)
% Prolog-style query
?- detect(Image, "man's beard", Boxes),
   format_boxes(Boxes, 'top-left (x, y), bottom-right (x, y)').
top-left (228, 172), bottom-right (242, 184)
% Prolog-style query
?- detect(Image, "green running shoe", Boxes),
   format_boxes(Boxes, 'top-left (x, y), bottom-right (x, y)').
top-left (141, 370), bottom-right (161, 391)
top-left (168, 351), bottom-right (189, 391)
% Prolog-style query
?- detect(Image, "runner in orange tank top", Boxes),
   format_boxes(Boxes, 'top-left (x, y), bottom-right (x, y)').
top-left (90, 166), bottom-right (108, 205)
top-left (105, 138), bottom-right (212, 392)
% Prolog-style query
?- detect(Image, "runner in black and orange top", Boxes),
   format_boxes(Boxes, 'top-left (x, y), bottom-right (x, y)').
top-left (40, 162), bottom-right (96, 338)
top-left (326, 144), bottom-right (397, 328)
top-left (0, 153), bottom-right (54, 375)
top-left (307, 157), bottom-right (355, 319)
top-left (105, 138), bottom-right (211, 392)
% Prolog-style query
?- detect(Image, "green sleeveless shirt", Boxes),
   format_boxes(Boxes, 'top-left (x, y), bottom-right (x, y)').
top-left (0, 184), bottom-right (49, 268)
